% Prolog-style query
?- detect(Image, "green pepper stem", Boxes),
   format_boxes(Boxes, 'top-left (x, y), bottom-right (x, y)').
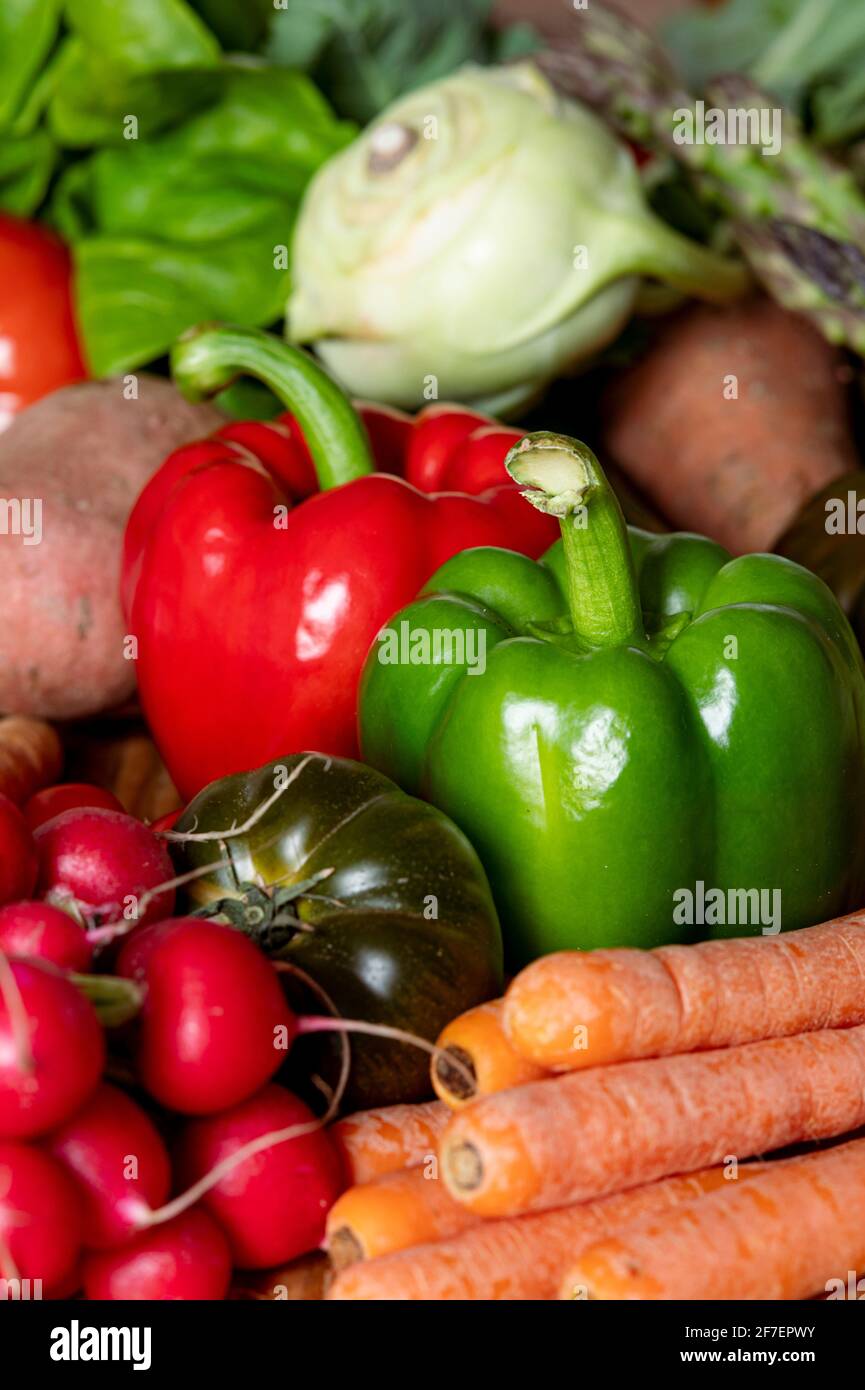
top-left (171, 324), bottom-right (375, 490)
top-left (506, 432), bottom-right (645, 649)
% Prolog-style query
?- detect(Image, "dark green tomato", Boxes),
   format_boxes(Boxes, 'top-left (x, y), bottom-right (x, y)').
top-left (170, 753), bottom-right (503, 1110)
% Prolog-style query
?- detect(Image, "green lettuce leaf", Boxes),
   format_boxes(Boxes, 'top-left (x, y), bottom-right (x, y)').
top-left (0, 129), bottom-right (56, 216)
top-left (73, 226), bottom-right (292, 375)
top-left (54, 66), bottom-right (355, 374)
top-left (47, 37), bottom-right (221, 146)
top-left (48, 0), bottom-right (223, 147)
top-left (63, 0), bottom-right (221, 70)
top-left (0, 0), bottom-right (61, 128)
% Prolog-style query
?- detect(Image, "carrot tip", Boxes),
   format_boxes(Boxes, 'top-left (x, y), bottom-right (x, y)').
top-left (328, 1226), bottom-right (364, 1272)
top-left (435, 1045), bottom-right (478, 1103)
top-left (445, 1141), bottom-right (484, 1193)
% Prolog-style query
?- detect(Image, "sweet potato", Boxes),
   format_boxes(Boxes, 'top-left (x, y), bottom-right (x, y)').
top-left (0, 377), bottom-right (223, 719)
top-left (602, 295), bottom-right (857, 554)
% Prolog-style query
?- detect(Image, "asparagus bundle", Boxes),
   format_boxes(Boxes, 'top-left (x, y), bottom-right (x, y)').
top-left (538, 3), bottom-right (865, 354)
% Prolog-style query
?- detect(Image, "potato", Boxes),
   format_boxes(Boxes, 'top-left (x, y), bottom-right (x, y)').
top-left (602, 297), bottom-right (858, 554)
top-left (0, 376), bottom-right (224, 719)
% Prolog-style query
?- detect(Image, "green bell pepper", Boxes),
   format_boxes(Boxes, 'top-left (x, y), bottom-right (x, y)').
top-left (170, 753), bottom-right (503, 1109)
top-left (360, 432), bottom-right (865, 961)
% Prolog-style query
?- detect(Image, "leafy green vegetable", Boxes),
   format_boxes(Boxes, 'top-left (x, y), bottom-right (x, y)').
top-left (53, 66), bottom-right (354, 374)
top-left (266, 0), bottom-right (538, 123)
top-left (0, 0), bottom-right (61, 128)
top-left (663, 0), bottom-right (865, 146)
top-left (64, 0), bottom-right (220, 70)
top-left (47, 0), bottom-right (223, 147)
top-left (0, 129), bottom-right (56, 216)
top-left (0, 1), bottom-right (60, 213)
top-left (47, 39), bottom-right (221, 146)
top-left (661, 0), bottom-right (798, 93)
top-left (189, 0), bottom-right (274, 51)
top-left (0, 0), bottom-right (534, 376)
top-left (71, 232), bottom-right (285, 377)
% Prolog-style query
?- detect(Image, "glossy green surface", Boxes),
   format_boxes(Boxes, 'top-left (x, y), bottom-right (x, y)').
top-left (360, 524), bottom-right (865, 962)
top-left (172, 754), bottom-right (502, 1108)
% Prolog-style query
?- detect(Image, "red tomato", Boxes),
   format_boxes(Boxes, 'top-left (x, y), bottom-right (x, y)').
top-left (0, 215), bottom-right (87, 429)
top-left (25, 783), bottom-right (123, 833)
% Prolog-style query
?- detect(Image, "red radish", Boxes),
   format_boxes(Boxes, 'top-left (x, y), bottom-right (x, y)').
top-left (49, 1261), bottom-right (83, 1298)
top-left (0, 793), bottom-right (37, 904)
top-left (117, 918), bottom-right (296, 1114)
top-left (0, 957), bottom-right (104, 1138)
top-left (44, 1082), bottom-right (171, 1250)
top-left (149, 808), bottom-right (183, 834)
top-left (174, 1083), bottom-right (343, 1268)
top-left (34, 806), bottom-right (175, 926)
top-left (25, 782), bottom-right (123, 833)
top-left (0, 1141), bottom-right (83, 1294)
top-left (0, 900), bottom-right (92, 972)
top-left (82, 1209), bottom-right (231, 1301)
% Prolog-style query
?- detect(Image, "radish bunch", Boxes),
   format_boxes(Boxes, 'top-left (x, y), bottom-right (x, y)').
top-left (0, 799), bottom-right (345, 1300)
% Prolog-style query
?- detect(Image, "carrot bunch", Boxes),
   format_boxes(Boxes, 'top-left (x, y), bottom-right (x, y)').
top-left (326, 909), bottom-right (865, 1300)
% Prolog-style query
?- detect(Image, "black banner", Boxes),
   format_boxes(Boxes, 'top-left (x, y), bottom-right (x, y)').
top-left (0, 1298), bottom-right (859, 1376)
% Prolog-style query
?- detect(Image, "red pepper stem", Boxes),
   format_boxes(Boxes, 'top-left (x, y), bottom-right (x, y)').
top-left (506, 432), bottom-right (645, 649)
top-left (171, 324), bottom-right (375, 489)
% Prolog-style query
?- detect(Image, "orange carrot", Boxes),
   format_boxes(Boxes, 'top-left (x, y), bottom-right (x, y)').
top-left (440, 1023), bottom-right (865, 1217)
top-left (330, 1101), bottom-right (449, 1186)
top-left (0, 716), bottom-right (62, 805)
top-left (432, 1000), bottom-right (547, 1108)
top-left (328, 1165), bottom-right (759, 1300)
top-left (326, 1164), bottom-right (478, 1269)
top-left (504, 911), bottom-right (865, 1072)
top-left (563, 1136), bottom-right (865, 1301)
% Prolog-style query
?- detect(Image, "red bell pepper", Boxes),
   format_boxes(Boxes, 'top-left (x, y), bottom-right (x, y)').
top-left (123, 326), bottom-right (556, 799)
top-left (0, 215), bottom-right (87, 429)
top-left (218, 396), bottom-right (529, 497)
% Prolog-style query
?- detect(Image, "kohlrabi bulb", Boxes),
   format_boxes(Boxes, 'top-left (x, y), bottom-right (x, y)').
top-left (288, 63), bottom-right (746, 412)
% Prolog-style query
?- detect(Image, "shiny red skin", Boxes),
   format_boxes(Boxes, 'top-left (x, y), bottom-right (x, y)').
top-left (0, 1141), bottom-right (83, 1293)
top-left (403, 404), bottom-right (522, 493)
top-left (148, 808), bottom-right (183, 834)
top-left (0, 792), bottom-right (37, 904)
top-left (45, 1082), bottom-right (171, 1250)
top-left (357, 401), bottom-right (414, 475)
top-left (0, 215), bottom-right (87, 428)
top-left (82, 1208), bottom-right (232, 1301)
top-left (175, 1084), bottom-right (344, 1269)
top-left (116, 919), bottom-right (297, 1115)
top-left (0, 959), bottom-right (104, 1139)
top-left (34, 807), bottom-right (175, 925)
top-left (0, 900), bottom-right (92, 972)
top-left (25, 782), bottom-right (123, 833)
top-left (122, 404), bottom-right (555, 799)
